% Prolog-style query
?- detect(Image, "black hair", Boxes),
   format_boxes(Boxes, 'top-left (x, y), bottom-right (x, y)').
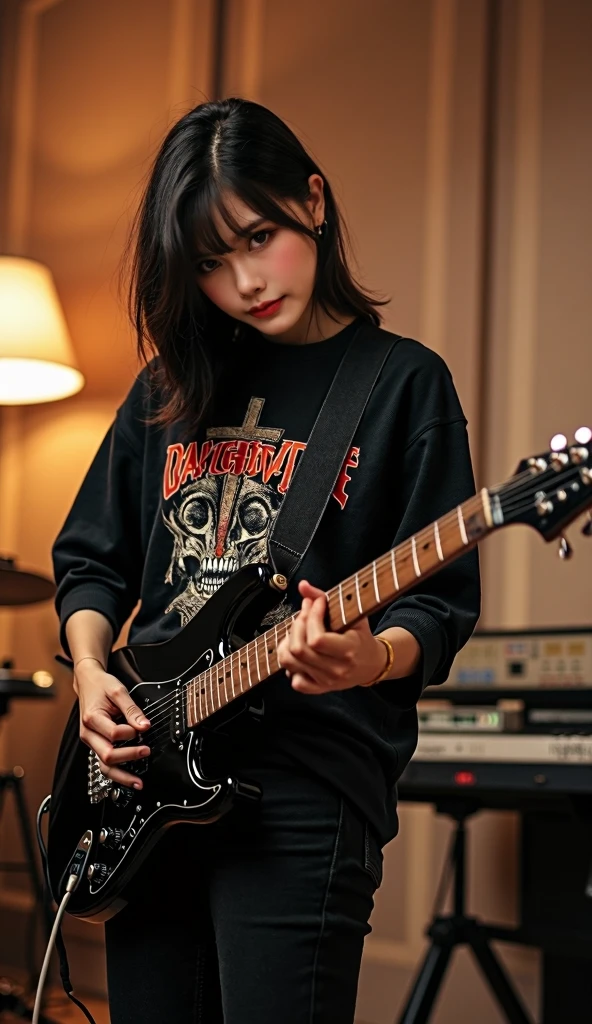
top-left (125, 97), bottom-right (388, 433)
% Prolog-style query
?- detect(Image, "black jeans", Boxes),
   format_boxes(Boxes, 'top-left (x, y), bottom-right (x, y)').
top-left (105, 765), bottom-right (384, 1023)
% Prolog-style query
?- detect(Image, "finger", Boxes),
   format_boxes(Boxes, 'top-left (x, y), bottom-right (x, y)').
top-left (110, 721), bottom-right (140, 742)
top-left (96, 754), bottom-right (147, 790)
top-left (307, 631), bottom-right (352, 658)
top-left (280, 646), bottom-right (338, 676)
top-left (82, 708), bottom-right (138, 744)
top-left (298, 580), bottom-right (326, 601)
top-left (306, 595), bottom-right (328, 647)
top-left (81, 729), bottom-right (150, 768)
top-left (290, 598), bottom-right (311, 656)
top-left (83, 734), bottom-right (150, 789)
top-left (290, 672), bottom-right (331, 694)
top-left (108, 682), bottom-right (151, 730)
top-left (281, 648), bottom-right (350, 690)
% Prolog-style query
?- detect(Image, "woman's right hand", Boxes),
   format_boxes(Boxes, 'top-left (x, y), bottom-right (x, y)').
top-left (75, 660), bottom-right (151, 790)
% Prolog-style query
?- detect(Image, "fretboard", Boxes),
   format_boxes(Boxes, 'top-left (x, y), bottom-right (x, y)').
top-left (185, 489), bottom-right (492, 727)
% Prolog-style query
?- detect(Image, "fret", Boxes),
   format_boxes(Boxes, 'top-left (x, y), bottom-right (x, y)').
top-left (245, 647), bottom-right (252, 688)
top-left (214, 666), bottom-right (222, 710)
top-left (338, 581), bottom-right (346, 624)
top-left (411, 536), bottom-right (421, 578)
top-left (199, 674), bottom-right (204, 723)
top-left (253, 636), bottom-right (261, 682)
top-left (390, 548), bottom-right (400, 590)
top-left (457, 505), bottom-right (468, 545)
top-left (233, 651), bottom-right (242, 692)
top-left (354, 573), bottom-right (363, 614)
top-left (274, 624), bottom-right (280, 673)
top-left (210, 668), bottom-right (217, 712)
top-left (222, 662), bottom-right (229, 705)
top-left (204, 669), bottom-right (210, 718)
top-left (372, 560), bottom-right (380, 603)
top-left (229, 652), bottom-right (235, 698)
top-left (434, 521), bottom-right (444, 562)
top-left (263, 633), bottom-right (271, 676)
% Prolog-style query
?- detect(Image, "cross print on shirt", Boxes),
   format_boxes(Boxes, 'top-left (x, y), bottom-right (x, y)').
top-left (207, 397), bottom-right (284, 558)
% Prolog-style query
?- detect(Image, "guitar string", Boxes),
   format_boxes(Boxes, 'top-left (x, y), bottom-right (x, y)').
top-left (124, 464), bottom-right (591, 746)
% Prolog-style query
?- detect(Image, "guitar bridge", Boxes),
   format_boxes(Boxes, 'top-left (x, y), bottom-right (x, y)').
top-left (87, 749), bottom-right (113, 804)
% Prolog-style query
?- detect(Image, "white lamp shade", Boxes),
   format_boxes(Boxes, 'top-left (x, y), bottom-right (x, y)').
top-left (0, 256), bottom-right (84, 404)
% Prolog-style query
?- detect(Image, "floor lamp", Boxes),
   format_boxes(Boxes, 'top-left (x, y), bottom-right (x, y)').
top-left (0, 255), bottom-right (84, 1021)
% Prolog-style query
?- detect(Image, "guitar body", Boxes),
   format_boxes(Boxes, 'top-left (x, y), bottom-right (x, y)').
top-left (46, 564), bottom-right (280, 922)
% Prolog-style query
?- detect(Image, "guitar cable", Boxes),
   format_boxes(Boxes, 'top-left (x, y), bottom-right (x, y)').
top-left (34, 796), bottom-right (97, 1024)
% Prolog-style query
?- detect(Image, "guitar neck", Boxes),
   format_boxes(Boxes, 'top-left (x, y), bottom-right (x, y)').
top-left (185, 489), bottom-right (492, 727)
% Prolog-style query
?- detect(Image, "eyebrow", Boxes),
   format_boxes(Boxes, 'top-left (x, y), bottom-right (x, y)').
top-left (194, 216), bottom-right (269, 260)
top-left (233, 216), bottom-right (268, 239)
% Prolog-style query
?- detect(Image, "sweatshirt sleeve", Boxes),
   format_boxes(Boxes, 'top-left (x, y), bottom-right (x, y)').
top-left (51, 415), bottom-right (145, 658)
top-left (371, 416), bottom-right (481, 709)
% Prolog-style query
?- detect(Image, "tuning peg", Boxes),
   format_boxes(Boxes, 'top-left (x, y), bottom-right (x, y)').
top-left (582, 514), bottom-right (592, 538)
top-left (558, 535), bottom-right (574, 560)
top-left (574, 427), bottom-right (592, 444)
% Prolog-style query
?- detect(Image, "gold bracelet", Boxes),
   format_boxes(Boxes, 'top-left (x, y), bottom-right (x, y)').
top-left (74, 656), bottom-right (106, 672)
top-left (360, 636), bottom-right (394, 687)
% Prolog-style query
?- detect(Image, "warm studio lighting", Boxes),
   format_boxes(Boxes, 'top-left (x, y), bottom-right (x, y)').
top-left (0, 255), bottom-right (84, 404)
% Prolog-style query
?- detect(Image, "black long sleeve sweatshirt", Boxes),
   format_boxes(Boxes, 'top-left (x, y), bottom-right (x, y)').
top-left (52, 317), bottom-right (480, 844)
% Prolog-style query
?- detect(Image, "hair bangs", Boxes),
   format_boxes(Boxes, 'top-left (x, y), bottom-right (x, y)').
top-left (188, 175), bottom-right (314, 261)
top-left (187, 180), bottom-right (235, 260)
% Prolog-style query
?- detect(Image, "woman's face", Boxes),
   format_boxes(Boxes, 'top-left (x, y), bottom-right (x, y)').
top-left (195, 175), bottom-right (327, 344)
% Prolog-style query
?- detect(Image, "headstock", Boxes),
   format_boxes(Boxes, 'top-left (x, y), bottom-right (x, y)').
top-left (490, 428), bottom-right (592, 547)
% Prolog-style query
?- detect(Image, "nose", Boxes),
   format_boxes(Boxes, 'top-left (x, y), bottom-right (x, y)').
top-left (233, 258), bottom-right (266, 300)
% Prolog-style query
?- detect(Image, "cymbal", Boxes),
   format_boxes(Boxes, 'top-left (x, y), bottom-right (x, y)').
top-left (0, 556), bottom-right (56, 606)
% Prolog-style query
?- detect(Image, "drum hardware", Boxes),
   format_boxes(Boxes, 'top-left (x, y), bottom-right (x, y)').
top-left (0, 553), bottom-right (57, 1022)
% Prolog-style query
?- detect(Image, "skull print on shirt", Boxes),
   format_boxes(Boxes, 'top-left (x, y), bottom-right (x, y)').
top-left (162, 397), bottom-right (360, 627)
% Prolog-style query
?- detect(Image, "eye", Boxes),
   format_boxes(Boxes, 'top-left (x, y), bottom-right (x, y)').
top-left (250, 229), bottom-right (275, 250)
top-left (196, 258), bottom-right (219, 276)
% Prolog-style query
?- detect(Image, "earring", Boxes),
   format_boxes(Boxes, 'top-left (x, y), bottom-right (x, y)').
top-left (315, 219), bottom-right (328, 237)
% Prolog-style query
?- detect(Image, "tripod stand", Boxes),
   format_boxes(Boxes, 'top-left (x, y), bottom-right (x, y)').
top-left (396, 801), bottom-right (534, 1024)
top-left (0, 762), bottom-right (57, 1021)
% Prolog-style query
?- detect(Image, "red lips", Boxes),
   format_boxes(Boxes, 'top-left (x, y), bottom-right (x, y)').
top-left (249, 298), bottom-right (281, 313)
top-left (248, 297), bottom-right (285, 318)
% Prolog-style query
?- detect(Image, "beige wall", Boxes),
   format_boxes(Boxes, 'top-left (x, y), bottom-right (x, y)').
top-left (0, 0), bottom-right (590, 1020)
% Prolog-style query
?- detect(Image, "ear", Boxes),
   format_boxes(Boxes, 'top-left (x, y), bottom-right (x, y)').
top-left (305, 173), bottom-right (326, 226)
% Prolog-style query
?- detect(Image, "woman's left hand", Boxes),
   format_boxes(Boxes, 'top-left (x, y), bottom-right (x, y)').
top-left (276, 580), bottom-right (388, 694)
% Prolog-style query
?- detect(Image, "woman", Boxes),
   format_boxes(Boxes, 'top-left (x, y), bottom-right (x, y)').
top-left (52, 97), bottom-right (480, 1023)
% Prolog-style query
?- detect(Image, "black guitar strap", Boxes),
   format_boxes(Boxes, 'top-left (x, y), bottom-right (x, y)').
top-left (268, 319), bottom-right (401, 581)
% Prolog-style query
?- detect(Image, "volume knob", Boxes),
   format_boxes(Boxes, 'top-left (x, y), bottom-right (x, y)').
top-left (99, 827), bottom-right (124, 849)
top-left (87, 862), bottom-right (109, 882)
top-left (110, 786), bottom-right (131, 806)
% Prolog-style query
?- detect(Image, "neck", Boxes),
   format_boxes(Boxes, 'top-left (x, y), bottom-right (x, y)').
top-left (185, 489), bottom-right (492, 728)
top-left (262, 306), bottom-right (356, 346)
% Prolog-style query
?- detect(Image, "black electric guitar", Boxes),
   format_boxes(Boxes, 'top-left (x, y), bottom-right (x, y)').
top-left (46, 435), bottom-right (592, 921)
